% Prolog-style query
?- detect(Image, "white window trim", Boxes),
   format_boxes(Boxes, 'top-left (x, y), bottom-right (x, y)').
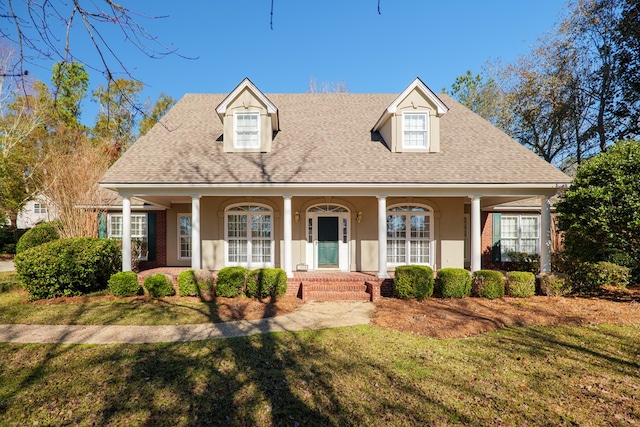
top-left (224, 203), bottom-right (274, 268)
top-left (500, 214), bottom-right (540, 261)
top-left (178, 213), bottom-right (192, 261)
top-left (233, 111), bottom-right (261, 149)
top-left (107, 213), bottom-right (149, 261)
top-left (402, 111), bottom-right (429, 150)
top-left (386, 204), bottom-right (434, 268)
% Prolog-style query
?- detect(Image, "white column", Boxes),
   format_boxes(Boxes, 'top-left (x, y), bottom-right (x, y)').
top-left (283, 196), bottom-right (293, 278)
top-left (191, 195), bottom-right (201, 270)
top-left (122, 195), bottom-right (132, 272)
top-left (470, 195), bottom-right (481, 272)
top-left (540, 195), bottom-right (552, 273)
top-left (377, 196), bottom-right (388, 279)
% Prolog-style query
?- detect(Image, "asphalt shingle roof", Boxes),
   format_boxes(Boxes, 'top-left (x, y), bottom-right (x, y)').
top-left (101, 93), bottom-right (570, 186)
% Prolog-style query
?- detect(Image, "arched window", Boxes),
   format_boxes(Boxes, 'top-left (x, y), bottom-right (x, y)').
top-left (387, 204), bottom-right (433, 266)
top-left (225, 204), bottom-right (273, 267)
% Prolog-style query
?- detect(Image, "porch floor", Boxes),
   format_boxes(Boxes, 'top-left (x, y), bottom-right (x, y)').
top-left (137, 268), bottom-right (393, 301)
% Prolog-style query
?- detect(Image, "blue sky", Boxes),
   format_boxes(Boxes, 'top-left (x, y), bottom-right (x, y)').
top-left (19, 0), bottom-right (568, 120)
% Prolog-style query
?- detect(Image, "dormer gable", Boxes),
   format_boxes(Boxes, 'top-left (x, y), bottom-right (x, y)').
top-left (215, 78), bottom-right (280, 153)
top-left (372, 77), bottom-right (448, 153)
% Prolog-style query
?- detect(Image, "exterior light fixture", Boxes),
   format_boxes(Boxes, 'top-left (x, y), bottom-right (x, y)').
top-left (356, 211), bottom-right (363, 223)
top-left (294, 211), bottom-right (300, 222)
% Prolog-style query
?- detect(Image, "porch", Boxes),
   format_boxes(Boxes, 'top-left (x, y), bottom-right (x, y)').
top-left (137, 268), bottom-right (393, 302)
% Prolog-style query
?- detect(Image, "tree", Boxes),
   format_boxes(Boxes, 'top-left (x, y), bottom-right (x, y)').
top-left (442, 70), bottom-right (505, 127)
top-left (50, 61), bottom-right (89, 129)
top-left (92, 78), bottom-right (143, 160)
top-left (139, 92), bottom-right (175, 136)
top-left (307, 77), bottom-right (347, 94)
top-left (556, 140), bottom-right (640, 277)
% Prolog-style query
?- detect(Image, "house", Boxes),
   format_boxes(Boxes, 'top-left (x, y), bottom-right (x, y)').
top-left (100, 77), bottom-right (571, 278)
top-left (15, 195), bottom-right (54, 229)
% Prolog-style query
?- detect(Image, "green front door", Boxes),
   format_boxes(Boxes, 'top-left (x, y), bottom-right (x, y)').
top-left (317, 216), bottom-right (339, 267)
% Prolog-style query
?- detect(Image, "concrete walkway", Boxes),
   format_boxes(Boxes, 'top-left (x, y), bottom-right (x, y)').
top-left (0, 301), bottom-right (375, 344)
top-left (0, 260), bottom-right (15, 272)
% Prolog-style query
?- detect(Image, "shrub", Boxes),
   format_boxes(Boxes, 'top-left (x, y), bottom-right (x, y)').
top-left (108, 271), bottom-right (142, 297)
top-left (15, 222), bottom-right (60, 254)
top-left (178, 270), bottom-right (199, 297)
top-left (14, 237), bottom-right (121, 299)
top-left (144, 274), bottom-right (175, 297)
top-left (216, 266), bottom-right (248, 297)
top-left (472, 270), bottom-right (505, 299)
top-left (435, 268), bottom-right (471, 298)
top-left (246, 268), bottom-right (287, 299)
top-left (506, 252), bottom-right (540, 274)
top-left (569, 261), bottom-right (630, 293)
top-left (393, 265), bottom-right (434, 299)
top-left (538, 273), bottom-right (572, 296)
top-left (194, 270), bottom-right (214, 296)
top-left (505, 271), bottom-right (535, 297)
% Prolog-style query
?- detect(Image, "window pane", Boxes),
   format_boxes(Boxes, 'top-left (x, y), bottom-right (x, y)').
top-left (109, 215), bottom-right (123, 238)
top-left (179, 215), bottom-right (192, 259)
top-left (236, 113), bottom-right (259, 148)
top-left (501, 216), bottom-right (518, 239)
top-left (521, 217), bottom-right (539, 239)
top-left (403, 114), bottom-right (427, 148)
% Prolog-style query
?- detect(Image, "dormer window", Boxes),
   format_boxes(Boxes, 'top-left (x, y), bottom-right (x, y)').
top-left (235, 112), bottom-right (260, 149)
top-left (403, 112), bottom-right (428, 149)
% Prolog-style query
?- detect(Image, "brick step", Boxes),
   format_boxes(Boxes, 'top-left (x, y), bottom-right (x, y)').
top-left (304, 282), bottom-right (368, 292)
top-left (303, 290), bottom-right (372, 302)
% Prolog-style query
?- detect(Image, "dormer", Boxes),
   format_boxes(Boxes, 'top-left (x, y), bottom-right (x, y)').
top-left (215, 78), bottom-right (280, 153)
top-left (372, 77), bottom-right (448, 153)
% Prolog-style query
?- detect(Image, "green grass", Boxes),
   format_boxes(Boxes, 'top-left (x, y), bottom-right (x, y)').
top-left (0, 324), bottom-right (638, 426)
top-left (0, 285), bottom-right (238, 325)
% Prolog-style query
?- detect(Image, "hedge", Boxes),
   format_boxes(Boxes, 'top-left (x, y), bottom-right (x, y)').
top-left (505, 271), bottom-right (535, 298)
top-left (435, 268), bottom-right (472, 298)
top-left (246, 268), bottom-right (287, 299)
top-left (568, 261), bottom-right (630, 293)
top-left (472, 270), bottom-right (505, 299)
top-left (108, 271), bottom-right (142, 297)
top-left (15, 222), bottom-right (60, 254)
top-left (216, 266), bottom-right (248, 297)
top-left (178, 270), bottom-right (198, 297)
top-left (14, 237), bottom-right (121, 299)
top-left (393, 265), bottom-right (434, 299)
top-left (144, 274), bottom-right (175, 297)
top-left (538, 273), bottom-right (572, 296)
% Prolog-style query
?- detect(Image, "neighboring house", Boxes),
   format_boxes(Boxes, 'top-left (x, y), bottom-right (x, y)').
top-left (100, 77), bottom-right (571, 277)
top-left (16, 195), bottom-right (54, 229)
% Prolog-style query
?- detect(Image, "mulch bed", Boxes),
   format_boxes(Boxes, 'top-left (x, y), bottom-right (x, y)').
top-left (372, 285), bottom-right (640, 338)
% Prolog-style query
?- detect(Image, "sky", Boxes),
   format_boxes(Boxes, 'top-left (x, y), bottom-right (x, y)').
top-left (14, 0), bottom-right (569, 122)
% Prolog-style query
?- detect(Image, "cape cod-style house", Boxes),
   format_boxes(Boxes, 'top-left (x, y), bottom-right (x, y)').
top-left (100, 78), bottom-right (570, 282)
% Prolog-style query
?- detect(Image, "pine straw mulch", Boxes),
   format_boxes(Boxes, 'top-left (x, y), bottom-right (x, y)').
top-left (372, 284), bottom-right (640, 338)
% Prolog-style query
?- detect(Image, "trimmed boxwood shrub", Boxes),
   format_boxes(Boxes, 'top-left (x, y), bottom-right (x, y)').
top-left (178, 270), bottom-right (199, 297)
top-left (246, 268), bottom-right (287, 299)
top-left (14, 237), bottom-right (121, 299)
top-left (472, 270), bottom-right (505, 299)
top-left (393, 265), bottom-right (434, 299)
top-left (15, 222), bottom-right (60, 254)
top-left (108, 271), bottom-right (142, 297)
top-left (216, 266), bottom-right (248, 297)
top-left (435, 268), bottom-right (472, 298)
top-left (569, 261), bottom-right (630, 293)
top-left (144, 274), bottom-right (175, 297)
top-left (538, 273), bottom-right (572, 296)
top-left (505, 271), bottom-right (535, 297)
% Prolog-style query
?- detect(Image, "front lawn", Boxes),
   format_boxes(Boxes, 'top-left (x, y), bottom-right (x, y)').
top-left (1, 324), bottom-right (639, 426)
top-left (0, 271), bottom-right (302, 325)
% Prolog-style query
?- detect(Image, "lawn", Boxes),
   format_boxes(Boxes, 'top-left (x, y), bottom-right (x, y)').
top-left (1, 324), bottom-right (639, 426)
top-left (2, 270), bottom-right (639, 425)
top-left (0, 272), bottom-right (301, 325)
